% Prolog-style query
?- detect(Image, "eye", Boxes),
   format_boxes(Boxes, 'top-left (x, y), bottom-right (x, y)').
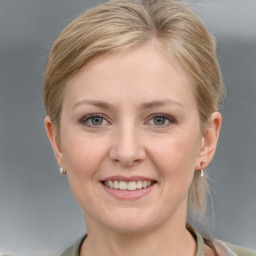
top-left (148, 114), bottom-right (175, 127)
top-left (80, 114), bottom-right (108, 127)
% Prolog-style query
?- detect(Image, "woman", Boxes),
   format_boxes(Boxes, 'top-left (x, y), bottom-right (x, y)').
top-left (43, 0), bottom-right (255, 255)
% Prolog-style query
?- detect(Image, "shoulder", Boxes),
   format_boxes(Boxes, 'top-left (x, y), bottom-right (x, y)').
top-left (222, 242), bottom-right (256, 256)
top-left (60, 235), bottom-right (86, 256)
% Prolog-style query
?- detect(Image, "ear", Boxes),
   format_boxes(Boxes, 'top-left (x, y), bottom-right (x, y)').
top-left (196, 112), bottom-right (222, 170)
top-left (44, 116), bottom-right (63, 166)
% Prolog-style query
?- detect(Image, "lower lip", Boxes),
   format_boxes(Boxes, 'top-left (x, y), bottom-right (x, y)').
top-left (102, 183), bottom-right (155, 200)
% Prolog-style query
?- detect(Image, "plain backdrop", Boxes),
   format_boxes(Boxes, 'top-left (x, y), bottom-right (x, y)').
top-left (0, 0), bottom-right (255, 255)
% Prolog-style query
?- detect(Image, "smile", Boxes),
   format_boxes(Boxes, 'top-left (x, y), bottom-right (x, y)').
top-left (103, 180), bottom-right (155, 191)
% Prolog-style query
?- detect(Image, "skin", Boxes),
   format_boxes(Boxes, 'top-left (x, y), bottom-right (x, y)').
top-left (45, 41), bottom-right (221, 256)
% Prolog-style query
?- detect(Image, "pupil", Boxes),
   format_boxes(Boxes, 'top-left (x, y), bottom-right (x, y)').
top-left (154, 117), bottom-right (165, 125)
top-left (92, 117), bottom-right (103, 125)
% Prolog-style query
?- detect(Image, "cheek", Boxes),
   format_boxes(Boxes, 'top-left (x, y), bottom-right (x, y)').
top-left (148, 132), bottom-right (201, 181)
top-left (60, 132), bottom-right (109, 209)
top-left (61, 131), bottom-right (108, 178)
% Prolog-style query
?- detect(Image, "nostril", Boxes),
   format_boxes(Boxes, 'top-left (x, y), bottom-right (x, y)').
top-left (109, 135), bottom-right (146, 166)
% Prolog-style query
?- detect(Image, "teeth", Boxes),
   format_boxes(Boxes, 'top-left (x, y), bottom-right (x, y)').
top-left (137, 180), bottom-right (142, 189)
top-left (119, 181), bottom-right (128, 190)
top-left (113, 180), bottom-right (119, 189)
top-left (142, 181), bottom-right (148, 188)
top-left (128, 181), bottom-right (136, 191)
top-left (104, 180), bottom-right (153, 190)
top-left (109, 180), bottom-right (113, 189)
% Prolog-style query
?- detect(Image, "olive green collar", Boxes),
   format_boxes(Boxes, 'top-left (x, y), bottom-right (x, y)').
top-left (60, 227), bottom-right (205, 256)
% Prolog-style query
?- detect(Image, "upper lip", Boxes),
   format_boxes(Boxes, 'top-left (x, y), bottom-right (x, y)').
top-left (101, 175), bottom-right (156, 182)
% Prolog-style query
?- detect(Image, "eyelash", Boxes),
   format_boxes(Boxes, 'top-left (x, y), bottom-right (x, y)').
top-left (79, 114), bottom-right (109, 127)
top-left (79, 113), bottom-right (176, 128)
top-left (147, 114), bottom-right (176, 127)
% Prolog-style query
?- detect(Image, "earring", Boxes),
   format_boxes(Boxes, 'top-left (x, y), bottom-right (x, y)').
top-left (200, 161), bottom-right (205, 177)
top-left (59, 166), bottom-right (67, 174)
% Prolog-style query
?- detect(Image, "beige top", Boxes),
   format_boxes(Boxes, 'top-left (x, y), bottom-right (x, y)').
top-left (60, 229), bottom-right (255, 256)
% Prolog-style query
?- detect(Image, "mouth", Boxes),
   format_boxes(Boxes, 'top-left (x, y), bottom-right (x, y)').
top-left (101, 176), bottom-right (157, 200)
top-left (102, 180), bottom-right (156, 191)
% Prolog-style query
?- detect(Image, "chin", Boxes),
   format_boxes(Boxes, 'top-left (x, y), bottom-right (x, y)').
top-left (108, 221), bottom-right (152, 235)
top-left (101, 208), bottom-right (158, 235)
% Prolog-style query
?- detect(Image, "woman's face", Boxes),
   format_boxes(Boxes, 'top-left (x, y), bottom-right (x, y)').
top-left (49, 42), bottom-right (209, 234)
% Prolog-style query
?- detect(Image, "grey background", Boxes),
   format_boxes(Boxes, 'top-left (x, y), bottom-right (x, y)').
top-left (0, 0), bottom-right (255, 255)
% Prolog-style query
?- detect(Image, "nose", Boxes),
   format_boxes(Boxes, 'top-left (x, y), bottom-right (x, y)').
top-left (109, 124), bottom-right (146, 167)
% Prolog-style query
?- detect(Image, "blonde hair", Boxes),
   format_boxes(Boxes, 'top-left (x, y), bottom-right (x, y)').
top-left (43, 0), bottom-right (225, 218)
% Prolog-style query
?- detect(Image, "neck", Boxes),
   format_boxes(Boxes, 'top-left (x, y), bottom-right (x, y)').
top-left (80, 219), bottom-right (196, 256)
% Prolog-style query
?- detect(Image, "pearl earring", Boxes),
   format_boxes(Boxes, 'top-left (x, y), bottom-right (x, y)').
top-left (200, 161), bottom-right (205, 177)
top-left (59, 166), bottom-right (67, 174)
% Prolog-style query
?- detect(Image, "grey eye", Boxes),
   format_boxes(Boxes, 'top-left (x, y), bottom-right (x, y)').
top-left (91, 116), bottom-right (104, 125)
top-left (148, 114), bottom-right (176, 127)
top-left (153, 117), bottom-right (166, 125)
top-left (80, 114), bottom-right (108, 127)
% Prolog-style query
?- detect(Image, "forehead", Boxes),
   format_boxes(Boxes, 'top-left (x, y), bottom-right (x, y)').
top-left (63, 42), bottom-right (196, 109)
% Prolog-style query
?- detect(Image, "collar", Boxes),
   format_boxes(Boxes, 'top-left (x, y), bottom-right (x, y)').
top-left (60, 226), bottom-right (205, 256)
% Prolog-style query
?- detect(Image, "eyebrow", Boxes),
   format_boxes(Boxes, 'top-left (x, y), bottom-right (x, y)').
top-left (140, 99), bottom-right (185, 109)
top-left (72, 99), bottom-right (185, 111)
top-left (72, 100), bottom-right (114, 111)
